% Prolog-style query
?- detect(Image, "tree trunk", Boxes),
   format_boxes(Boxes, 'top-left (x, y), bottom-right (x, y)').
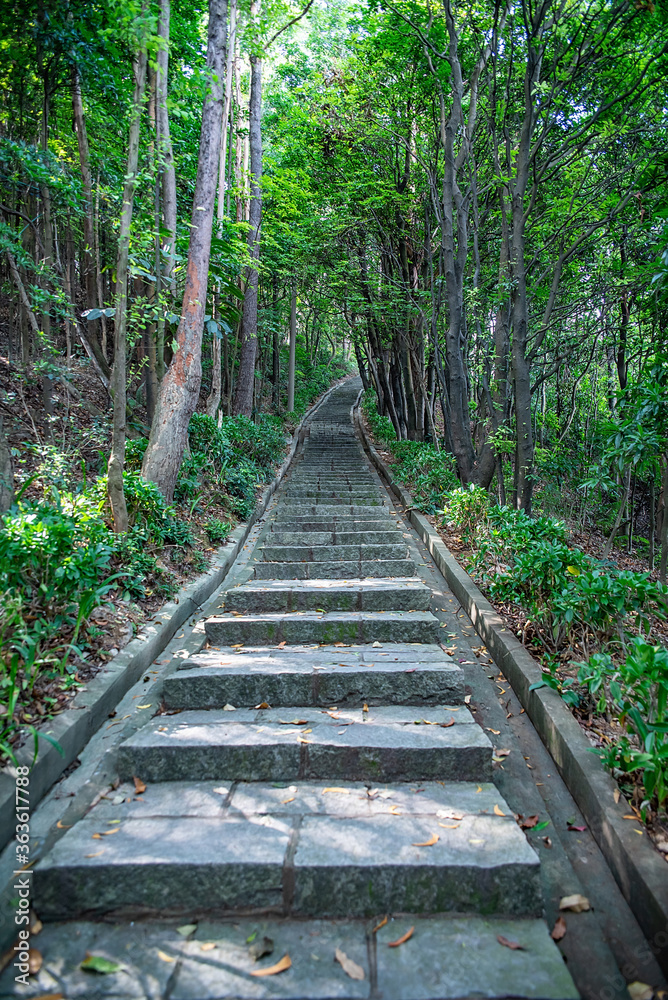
top-left (232, 17), bottom-right (262, 418)
top-left (142, 0), bottom-right (228, 499)
top-left (71, 66), bottom-right (97, 313)
top-left (0, 416), bottom-right (13, 513)
top-left (287, 281), bottom-right (296, 412)
top-left (660, 457), bottom-right (668, 584)
top-left (156, 0), bottom-right (177, 381)
top-left (108, 30), bottom-right (149, 532)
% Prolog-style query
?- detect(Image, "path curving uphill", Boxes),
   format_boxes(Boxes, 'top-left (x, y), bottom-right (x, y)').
top-left (28, 379), bottom-right (577, 998)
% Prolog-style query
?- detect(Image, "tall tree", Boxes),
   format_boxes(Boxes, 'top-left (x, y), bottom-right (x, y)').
top-left (142, 0), bottom-right (228, 499)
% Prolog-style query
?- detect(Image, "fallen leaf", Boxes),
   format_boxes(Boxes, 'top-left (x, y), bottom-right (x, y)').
top-left (297, 736), bottom-right (312, 744)
top-left (438, 822), bottom-right (460, 829)
top-left (255, 702), bottom-right (270, 710)
top-left (628, 983), bottom-right (653, 1000)
top-left (464, 694), bottom-right (472, 704)
top-left (388, 927), bottom-right (414, 948)
top-left (322, 787), bottom-right (350, 794)
top-left (389, 804), bottom-right (402, 814)
top-left (613, 788), bottom-right (621, 804)
top-left (493, 805), bottom-right (505, 817)
top-left (200, 943), bottom-right (216, 952)
top-left (136, 704), bottom-right (152, 710)
top-left (101, 828), bottom-right (120, 836)
top-left (56, 820), bottom-right (71, 829)
top-left (412, 832), bottom-right (439, 847)
top-left (28, 948), bottom-right (42, 974)
top-left (543, 836), bottom-right (552, 848)
top-left (372, 915), bottom-right (388, 933)
top-left (335, 948), bottom-right (365, 980)
top-left (494, 748), bottom-right (511, 757)
top-left (249, 954), bottom-right (292, 977)
top-left (249, 936), bottom-right (274, 961)
top-left (212, 787), bottom-right (228, 796)
top-left (276, 641), bottom-right (286, 649)
top-left (80, 954), bottom-right (122, 974)
top-left (282, 797), bottom-right (295, 804)
top-left (223, 703), bottom-right (237, 711)
top-left (30, 917), bottom-right (43, 935)
top-left (567, 824), bottom-right (587, 832)
top-left (91, 833), bottom-right (102, 840)
top-left (133, 776), bottom-right (146, 794)
top-left (486, 728), bottom-right (501, 735)
top-left (177, 924), bottom-right (197, 937)
top-left (301, 728), bottom-right (313, 734)
top-left (436, 809), bottom-right (464, 820)
top-left (28, 995), bottom-right (62, 1000)
top-left (559, 893), bottom-right (590, 913)
top-left (518, 815), bottom-right (540, 830)
top-left (84, 850), bottom-right (105, 858)
top-left (372, 641), bottom-right (383, 648)
top-left (280, 719), bottom-right (308, 725)
top-left (497, 935), bottom-right (525, 951)
top-left (363, 703), bottom-right (369, 712)
top-left (158, 950), bottom-right (176, 963)
top-left (551, 917), bottom-right (567, 941)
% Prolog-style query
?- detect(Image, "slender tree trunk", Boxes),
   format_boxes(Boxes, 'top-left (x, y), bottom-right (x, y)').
top-left (660, 457), bottom-right (668, 584)
top-left (287, 280), bottom-right (296, 412)
top-left (71, 66), bottom-right (97, 312)
top-left (156, 0), bottom-right (177, 381)
top-left (142, 0), bottom-right (228, 499)
top-left (0, 416), bottom-right (13, 513)
top-left (232, 12), bottom-right (262, 418)
top-left (108, 32), bottom-right (149, 532)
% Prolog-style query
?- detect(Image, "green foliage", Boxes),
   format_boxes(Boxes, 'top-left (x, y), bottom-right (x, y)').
top-left (442, 485), bottom-right (490, 542)
top-left (362, 390), bottom-right (458, 513)
top-left (576, 639), bottom-right (668, 812)
top-left (205, 518), bottom-right (232, 544)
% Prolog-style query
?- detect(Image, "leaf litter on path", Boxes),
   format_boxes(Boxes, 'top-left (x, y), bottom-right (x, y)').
top-left (335, 948), bottom-right (365, 980)
top-left (497, 935), bottom-right (525, 951)
top-left (388, 927), bottom-right (414, 947)
top-left (249, 954), bottom-right (291, 977)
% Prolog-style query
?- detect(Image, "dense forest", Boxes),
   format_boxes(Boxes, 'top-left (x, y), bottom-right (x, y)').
top-left (0, 0), bottom-right (667, 794)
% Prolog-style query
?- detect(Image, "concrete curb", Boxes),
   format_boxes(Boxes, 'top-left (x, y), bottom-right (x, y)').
top-left (354, 398), bottom-right (668, 976)
top-left (0, 381), bottom-right (342, 852)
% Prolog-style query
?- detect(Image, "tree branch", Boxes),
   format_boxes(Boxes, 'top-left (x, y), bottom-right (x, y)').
top-left (265, 0), bottom-right (315, 49)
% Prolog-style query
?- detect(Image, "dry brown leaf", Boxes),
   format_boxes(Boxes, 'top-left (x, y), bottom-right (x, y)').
top-left (335, 948), bottom-right (365, 981)
top-left (493, 805), bottom-right (505, 817)
top-left (282, 797), bottom-right (295, 804)
top-left (30, 917), bottom-right (43, 935)
top-left (157, 950), bottom-right (176, 963)
top-left (84, 851), bottom-right (105, 858)
top-left (627, 983), bottom-right (653, 1000)
top-left (486, 728), bottom-right (501, 735)
top-left (297, 737), bottom-right (312, 744)
top-left (255, 702), bottom-right (270, 710)
top-left (518, 815), bottom-right (540, 830)
top-left (276, 641), bottom-right (286, 649)
top-left (200, 943), bottom-right (216, 952)
top-left (389, 805), bottom-right (402, 815)
top-left (28, 949), bottom-right (42, 974)
top-left (322, 787), bottom-right (350, 795)
top-left (412, 832), bottom-right (439, 847)
top-left (551, 917), bottom-right (567, 942)
top-left (613, 788), bottom-right (621, 804)
top-left (101, 828), bottom-right (120, 836)
top-left (559, 894), bottom-right (590, 913)
top-left (56, 820), bottom-right (71, 829)
top-left (133, 776), bottom-right (146, 794)
top-left (438, 822), bottom-right (460, 829)
top-left (497, 935), bottom-right (525, 951)
top-left (372, 915), bottom-right (388, 933)
top-left (363, 703), bottom-right (369, 712)
top-left (388, 927), bottom-right (414, 948)
top-left (91, 833), bottom-right (102, 840)
top-left (249, 954), bottom-right (292, 977)
top-left (30, 994), bottom-right (63, 1000)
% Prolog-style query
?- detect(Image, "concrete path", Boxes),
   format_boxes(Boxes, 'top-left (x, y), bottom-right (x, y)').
top-left (4, 379), bottom-right (657, 998)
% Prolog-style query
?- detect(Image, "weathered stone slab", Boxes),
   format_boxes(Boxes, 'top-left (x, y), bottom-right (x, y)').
top-left (223, 578), bottom-right (432, 613)
top-left (34, 816), bottom-right (289, 918)
top-left (292, 814), bottom-right (541, 917)
top-left (253, 559), bottom-right (417, 580)
top-left (203, 610), bottom-right (439, 646)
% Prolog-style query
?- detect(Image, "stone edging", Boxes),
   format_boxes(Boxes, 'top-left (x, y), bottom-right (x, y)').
top-left (0, 381), bottom-right (341, 852)
top-left (354, 396), bottom-right (668, 976)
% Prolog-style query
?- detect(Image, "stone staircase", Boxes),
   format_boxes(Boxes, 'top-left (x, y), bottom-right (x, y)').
top-left (32, 380), bottom-right (577, 997)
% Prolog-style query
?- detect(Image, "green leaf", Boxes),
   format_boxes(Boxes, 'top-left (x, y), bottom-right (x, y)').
top-left (81, 954), bottom-right (122, 974)
top-left (533, 820), bottom-right (550, 831)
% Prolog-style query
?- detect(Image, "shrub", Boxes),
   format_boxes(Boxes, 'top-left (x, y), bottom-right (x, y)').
top-left (205, 518), bottom-right (232, 544)
top-left (576, 639), bottom-right (668, 812)
top-left (442, 484), bottom-right (490, 542)
top-left (125, 437), bottom-right (148, 471)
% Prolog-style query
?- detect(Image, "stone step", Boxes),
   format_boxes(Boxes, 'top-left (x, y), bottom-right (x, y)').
top-left (33, 780), bottom-right (542, 922)
top-left (204, 610), bottom-right (439, 646)
top-left (223, 578), bottom-right (432, 613)
top-left (281, 504), bottom-right (389, 515)
top-left (163, 645), bottom-right (464, 708)
top-left (253, 558), bottom-right (417, 579)
top-left (270, 530), bottom-right (403, 546)
top-left (284, 490), bottom-right (381, 499)
top-left (270, 519), bottom-right (396, 532)
top-left (115, 706), bottom-right (490, 784)
top-left (259, 543), bottom-right (409, 563)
